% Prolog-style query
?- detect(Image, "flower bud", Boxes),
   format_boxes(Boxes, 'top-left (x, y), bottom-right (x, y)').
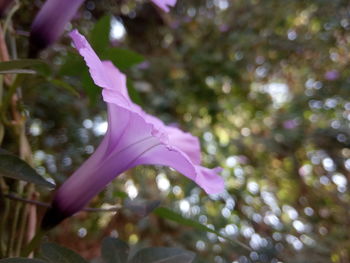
top-left (29, 0), bottom-right (84, 57)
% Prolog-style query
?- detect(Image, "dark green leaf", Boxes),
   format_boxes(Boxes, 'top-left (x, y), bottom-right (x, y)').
top-left (0, 154), bottom-right (55, 188)
top-left (153, 207), bottom-right (251, 251)
top-left (50, 79), bottom-right (80, 97)
top-left (101, 237), bottom-right (129, 263)
top-left (129, 247), bottom-right (195, 263)
top-left (59, 51), bottom-right (98, 103)
top-left (58, 52), bottom-right (85, 76)
top-left (102, 48), bottom-right (144, 71)
top-left (81, 70), bottom-right (100, 104)
top-left (0, 59), bottom-right (46, 71)
top-left (41, 243), bottom-right (88, 263)
top-left (154, 207), bottom-right (210, 231)
top-left (90, 15), bottom-right (111, 54)
top-left (0, 258), bottom-right (47, 263)
top-left (124, 199), bottom-right (161, 218)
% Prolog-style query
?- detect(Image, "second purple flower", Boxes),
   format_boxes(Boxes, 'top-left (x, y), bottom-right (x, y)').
top-left (29, 0), bottom-right (177, 56)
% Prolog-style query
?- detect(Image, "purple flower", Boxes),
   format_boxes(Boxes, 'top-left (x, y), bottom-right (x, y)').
top-left (150, 0), bottom-right (176, 12)
top-left (42, 30), bottom-right (224, 229)
top-left (29, 0), bottom-right (177, 56)
top-left (29, 0), bottom-right (84, 56)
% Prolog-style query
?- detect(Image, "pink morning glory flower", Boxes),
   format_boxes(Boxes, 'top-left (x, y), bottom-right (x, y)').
top-left (150, 0), bottom-right (177, 12)
top-left (41, 30), bottom-right (224, 229)
top-left (29, 0), bottom-right (177, 56)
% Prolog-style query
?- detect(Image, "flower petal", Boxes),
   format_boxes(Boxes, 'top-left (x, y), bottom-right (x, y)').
top-left (70, 30), bottom-right (131, 108)
top-left (194, 166), bottom-right (225, 194)
top-left (165, 126), bottom-right (201, 165)
top-left (70, 31), bottom-right (172, 142)
top-left (107, 103), bottom-right (223, 195)
top-left (102, 61), bottom-right (130, 99)
top-left (69, 30), bottom-right (117, 91)
top-left (52, 134), bottom-right (160, 217)
top-left (132, 144), bottom-right (224, 194)
top-left (150, 0), bottom-right (177, 12)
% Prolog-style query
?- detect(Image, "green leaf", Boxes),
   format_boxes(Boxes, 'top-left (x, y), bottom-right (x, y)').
top-left (124, 199), bottom-right (161, 218)
top-left (58, 51), bottom-right (98, 103)
top-left (90, 15), bottom-right (111, 54)
top-left (0, 153), bottom-right (55, 188)
top-left (0, 69), bottom-right (36, 75)
top-left (81, 70), bottom-right (100, 104)
top-left (129, 247), bottom-right (195, 263)
top-left (101, 237), bottom-right (129, 263)
top-left (102, 48), bottom-right (144, 71)
top-left (0, 258), bottom-right (47, 263)
top-left (41, 243), bottom-right (88, 263)
top-left (154, 207), bottom-right (210, 231)
top-left (0, 59), bottom-right (49, 75)
top-left (153, 207), bottom-right (251, 251)
top-left (58, 52), bottom-right (85, 76)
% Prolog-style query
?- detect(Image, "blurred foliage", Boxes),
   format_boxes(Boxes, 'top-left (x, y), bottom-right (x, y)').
top-left (0, 238), bottom-right (195, 263)
top-left (2, 0), bottom-right (350, 262)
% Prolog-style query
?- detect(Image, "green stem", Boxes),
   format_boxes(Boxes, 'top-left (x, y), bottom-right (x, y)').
top-left (21, 229), bottom-right (46, 257)
top-left (15, 184), bottom-right (34, 256)
top-left (0, 74), bottom-right (22, 126)
top-left (0, 75), bottom-right (4, 145)
top-left (0, 198), bottom-right (9, 258)
top-left (7, 181), bottom-right (24, 257)
top-left (1, 20), bottom-right (22, 126)
top-left (0, 178), bottom-right (9, 258)
top-left (2, 0), bottom-right (20, 36)
top-left (0, 75), bottom-right (3, 101)
top-left (0, 178), bottom-right (8, 258)
top-left (8, 24), bottom-right (17, 60)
